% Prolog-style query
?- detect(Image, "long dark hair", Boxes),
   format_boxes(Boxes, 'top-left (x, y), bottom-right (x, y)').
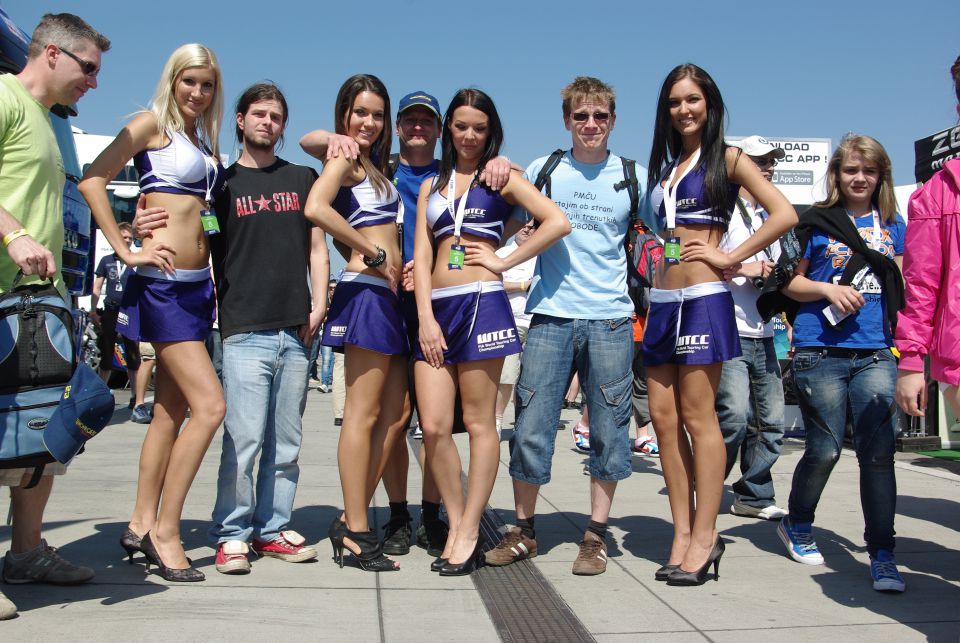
top-left (434, 88), bottom-right (503, 192)
top-left (647, 64), bottom-right (729, 220)
top-left (334, 74), bottom-right (392, 199)
top-left (952, 54), bottom-right (960, 103)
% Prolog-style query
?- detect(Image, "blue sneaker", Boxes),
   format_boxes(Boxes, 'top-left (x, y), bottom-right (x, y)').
top-left (778, 516), bottom-right (824, 565)
top-left (131, 403), bottom-right (152, 424)
top-left (870, 549), bottom-right (905, 592)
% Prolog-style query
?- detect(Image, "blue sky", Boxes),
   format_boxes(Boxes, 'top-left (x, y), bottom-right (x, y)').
top-left (9, 0), bottom-right (958, 189)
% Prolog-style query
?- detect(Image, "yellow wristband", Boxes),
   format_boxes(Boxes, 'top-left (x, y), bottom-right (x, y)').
top-left (2, 228), bottom-right (29, 247)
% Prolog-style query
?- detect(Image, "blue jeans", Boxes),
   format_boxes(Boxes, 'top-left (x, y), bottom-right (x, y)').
top-left (319, 345), bottom-right (334, 386)
top-left (509, 314), bottom-right (633, 483)
top-left (788, 347), bottom-right (899, 556)
top-left (716, 336), bottom-right (784, 508)
top-left (210, 328), bottom-right (310, 543)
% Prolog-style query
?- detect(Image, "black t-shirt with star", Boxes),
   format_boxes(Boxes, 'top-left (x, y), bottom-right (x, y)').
top-left (210, 158), bottom-right (319, 339)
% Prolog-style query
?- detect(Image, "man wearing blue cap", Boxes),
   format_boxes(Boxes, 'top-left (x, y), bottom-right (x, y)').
top-left (300, 92), bottom-right (512, 557)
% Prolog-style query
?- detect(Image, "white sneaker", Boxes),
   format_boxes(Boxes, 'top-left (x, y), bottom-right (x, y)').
top-left (0, 589), bottom-right (16, 620)
top-left (730, 500), bottom-right (787, 521)
top-left (410, 423), bottom-right (423, 439)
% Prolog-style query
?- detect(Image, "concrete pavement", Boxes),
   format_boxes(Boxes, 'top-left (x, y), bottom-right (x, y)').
top-left (2, 386), bottom-right (959, 641)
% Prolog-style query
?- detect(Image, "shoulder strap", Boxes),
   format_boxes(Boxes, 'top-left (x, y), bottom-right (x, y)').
top-left (532, 149), bottom-right (566, 198)
top-left (386, 153), bottom-right (400, 181)
top-left (615, 157), bottom-right (640, 218)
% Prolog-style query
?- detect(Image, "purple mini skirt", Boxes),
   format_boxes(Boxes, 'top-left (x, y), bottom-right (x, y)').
top-left (642, 282), bottom-right (741, 366)
top-left (321, 272), bottom-right (408, 355)
top-left (117, 266), bottom-right (215, 343)
top-left (414, 281), bottom-right (520, 365)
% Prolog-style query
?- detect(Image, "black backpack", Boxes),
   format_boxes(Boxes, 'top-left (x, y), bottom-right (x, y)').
top-left (532, 149), bottom-right (657, 316)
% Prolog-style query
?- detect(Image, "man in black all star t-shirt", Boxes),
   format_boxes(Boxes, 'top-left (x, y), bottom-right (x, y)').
top-left (137, 83), bottom-right (329, 575)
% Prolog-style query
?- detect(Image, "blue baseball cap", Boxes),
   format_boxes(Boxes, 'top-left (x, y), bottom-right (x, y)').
top-left (43, 364), bottom-right (115, 464)
top-left (397, 91), bottom-right (441, 120)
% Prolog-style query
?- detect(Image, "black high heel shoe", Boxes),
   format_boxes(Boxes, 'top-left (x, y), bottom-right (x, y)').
top-left (430, 556), bottom-right (448, 572)
top-left (439, 541), bottom-right (482, 577)
top-left (120, 528), bottom-right (143, 564)
top-left (140, 533), bottom-right (205, 582)
top-left (666, 538), bottom-right (725, 586)
top-left (331, 528), bottom-right (399, 572)
top-left (654, 563), bottom-right (679, 581)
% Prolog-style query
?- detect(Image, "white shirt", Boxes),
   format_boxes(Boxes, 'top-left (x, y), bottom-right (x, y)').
top-left (720, 199), bottom-right (781, 338)
top-left (497, 242), bottom-right (537, 329)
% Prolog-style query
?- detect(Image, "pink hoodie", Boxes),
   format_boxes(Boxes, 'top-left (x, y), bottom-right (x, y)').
top-left (896, 157), bottom-right (960, 385)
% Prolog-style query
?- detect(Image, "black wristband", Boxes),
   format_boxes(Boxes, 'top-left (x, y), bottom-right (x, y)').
top-left (363, 246), bottom-right (386, 268)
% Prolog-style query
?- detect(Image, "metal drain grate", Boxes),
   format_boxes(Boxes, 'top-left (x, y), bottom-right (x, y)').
top-left (410, 435), bottom-right (594, 643)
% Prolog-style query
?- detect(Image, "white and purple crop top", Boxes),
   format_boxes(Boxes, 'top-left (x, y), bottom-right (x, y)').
top-left (331, 174), bottom-right (401, 229)
top-left (651, 161), bottom-right (739, 229)
top-left (134, 130), bottom-right (223, 200)
top-left (424, 183), bottom-right (513, 243)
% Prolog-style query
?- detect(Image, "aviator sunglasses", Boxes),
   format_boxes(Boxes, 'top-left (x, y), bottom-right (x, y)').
top-left (59, 47), bottom-right (99, 77)
top-left (571, 111), bottom-right (610, 122)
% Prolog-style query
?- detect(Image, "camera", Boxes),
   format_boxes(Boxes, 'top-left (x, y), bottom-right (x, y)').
top-left (752, 276), bottom-right (765, 289)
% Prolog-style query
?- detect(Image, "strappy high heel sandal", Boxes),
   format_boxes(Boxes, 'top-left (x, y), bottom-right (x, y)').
top-left (331, 528), bottom-right (399, 572)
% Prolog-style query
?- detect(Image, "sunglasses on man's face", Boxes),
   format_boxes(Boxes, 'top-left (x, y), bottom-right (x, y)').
top-left (751, 156), bottom-right (778, 168)
top-left (571, 111), bottom-right (610, 123)
top-left (60, 47), bottom-right (99, 77)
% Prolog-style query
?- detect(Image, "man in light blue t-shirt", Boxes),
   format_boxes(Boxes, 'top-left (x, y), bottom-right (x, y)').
top-left (484, 77), bottom-right (645, 576)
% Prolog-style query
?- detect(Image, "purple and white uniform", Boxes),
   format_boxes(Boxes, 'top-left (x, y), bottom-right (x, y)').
top-left (321, 175), bottom-right (407, 355)
top-left (417, 183), bottom-right (520, 364)
top-left (642, 159), bottom-right (741, 365)
top-left (119, 131), bottom-right (224, 342)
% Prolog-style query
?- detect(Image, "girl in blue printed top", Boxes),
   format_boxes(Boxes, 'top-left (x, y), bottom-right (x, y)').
top-left (412, 89), bottom-right (569, 575)
top-left (778, 135), bottom-right (907, 593)
top-left (79, 44), bottom-right (226, 582)
top-left (303, 74), bottom-right (407, 572)
top-left (643, 64), bottom-right (797, 586)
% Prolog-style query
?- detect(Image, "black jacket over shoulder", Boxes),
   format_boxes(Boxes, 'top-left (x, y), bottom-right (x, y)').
top-left (756, 205), bottom-right (905, 330)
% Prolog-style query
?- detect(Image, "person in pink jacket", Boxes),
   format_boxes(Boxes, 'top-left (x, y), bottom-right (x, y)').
top-left (895, 54), bottom-right (960, 418)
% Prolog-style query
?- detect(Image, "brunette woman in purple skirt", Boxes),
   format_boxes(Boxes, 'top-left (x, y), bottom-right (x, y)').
top-left (80, 44), bottom-right (226, 582)
top-left (303, 75), bottom-right (408, 572)
top-left (412, 89), bottom-right (570, 575)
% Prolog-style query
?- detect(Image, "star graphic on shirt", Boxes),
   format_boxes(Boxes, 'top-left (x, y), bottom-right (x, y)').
top-left (254, 194), bottom-right (273, 211)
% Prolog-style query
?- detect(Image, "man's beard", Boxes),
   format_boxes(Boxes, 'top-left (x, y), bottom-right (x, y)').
top-left (244, 133), bottom-right (278, 151)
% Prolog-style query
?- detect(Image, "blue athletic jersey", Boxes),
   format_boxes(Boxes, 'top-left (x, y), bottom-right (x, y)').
top-left (793, 212), bottom-right (906, 349)
top-left (392, 160), bottom-right (439, 261)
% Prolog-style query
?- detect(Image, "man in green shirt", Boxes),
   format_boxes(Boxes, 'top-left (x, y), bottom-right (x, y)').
top-left (0, 13), bottom-right (109, 620)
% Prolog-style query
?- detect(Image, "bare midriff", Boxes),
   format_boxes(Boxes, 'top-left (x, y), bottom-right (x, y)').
top-left (656, 223), bottom-right (726, 290)
top-left (140, 192), bottom-right (210, 269)
top-left (430, 233), bottom-right (500, 289)
top-left (343, 222), bottom-right (402, 280)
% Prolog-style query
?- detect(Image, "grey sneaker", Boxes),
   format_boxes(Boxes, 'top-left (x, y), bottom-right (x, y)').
top-left (572, 536), bottom-right (608, 576)
top-left (730, 500), bottom-right (787, 521)
top-left (131, 403), bottom-right (153, 424)
top-left (484, 527), bottom-right (537, 566)
top-left (0, 589), bottom-right (16, 620)
top-left (2, 540), bottom-right (94, 585)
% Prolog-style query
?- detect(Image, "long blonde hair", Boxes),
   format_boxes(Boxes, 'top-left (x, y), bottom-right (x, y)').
top-left (149, 44), bottom-right (223, 159)
top-left (817, 134), bottom-right (897, 224)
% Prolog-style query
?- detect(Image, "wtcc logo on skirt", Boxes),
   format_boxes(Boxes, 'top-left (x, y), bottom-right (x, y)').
top-left (477, 328), bottom-right (515, 352)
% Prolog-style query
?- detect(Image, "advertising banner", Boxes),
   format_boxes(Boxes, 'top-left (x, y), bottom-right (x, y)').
top-left (729, 136), bottom-right (832, 206)
top-left (914, 124), bottom-right (960, 184)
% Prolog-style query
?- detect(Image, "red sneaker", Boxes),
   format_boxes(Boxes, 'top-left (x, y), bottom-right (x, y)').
top-left (252, 530), bottom-right (317, 562)
top-left (215, 540), bottom-right (251, 575)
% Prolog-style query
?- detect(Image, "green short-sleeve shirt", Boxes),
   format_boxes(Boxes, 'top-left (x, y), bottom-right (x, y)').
top-left (0, 73), bottom-right (65, 296)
